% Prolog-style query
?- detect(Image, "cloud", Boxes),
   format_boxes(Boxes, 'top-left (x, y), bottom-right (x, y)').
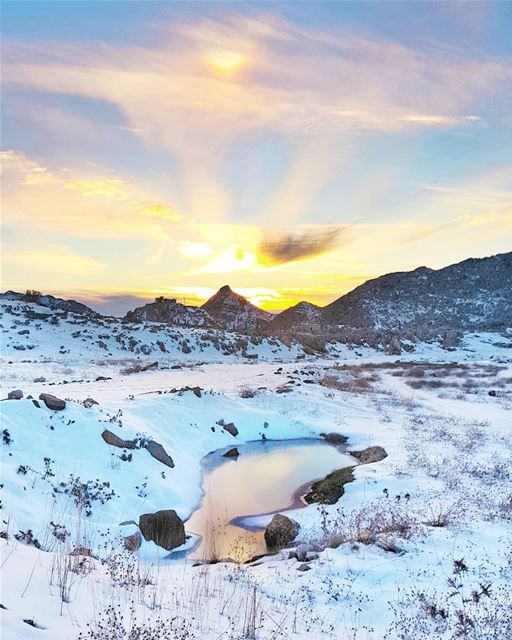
top-left (1, 150), bottom-right (182, 239)
top-left (2, 244), bottom-right (105, 276)
top-left (3, 15), bottom-right (507, 147)
top-left (258, 226), bottom-right (348, 266)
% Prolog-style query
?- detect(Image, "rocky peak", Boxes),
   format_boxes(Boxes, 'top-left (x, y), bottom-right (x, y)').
top-left (202, 286), bottom-right (272, 332)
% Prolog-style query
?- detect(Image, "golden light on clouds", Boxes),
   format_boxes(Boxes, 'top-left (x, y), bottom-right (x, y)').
top-left (207, 50), bottom-right (248, 73)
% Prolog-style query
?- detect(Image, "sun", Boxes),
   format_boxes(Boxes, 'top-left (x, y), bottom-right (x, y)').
top-left (207, 50), bottom-right (248, 73)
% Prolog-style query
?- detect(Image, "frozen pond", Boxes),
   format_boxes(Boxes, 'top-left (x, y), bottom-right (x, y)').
top-left (183, 438), bottom-right (355, 563)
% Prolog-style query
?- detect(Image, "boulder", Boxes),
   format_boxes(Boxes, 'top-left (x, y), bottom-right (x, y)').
top-left (224, 422), bottom-right (238, 437)
top-left (39, 393), bottom-right (66, 411)
top-left (297, 563), bottom-right (311, 572)
top-left (8, 390), bottom-right (23, 400)
top-left (223, 447), bottom-right (239, 458)
top-left (83, 397), bottom-right (99, 408)
top-left (102, 429), bottom-right (137, 449)
top-left (144, 440), bottom-right (174, 468)
top-left (139, 509), bottom-right (185, 551)
top-left (33, 377), bottom-right (46, 383)
top-left (320, 432), bottom-right (348, 445)
top-left (264, 514), bottom-right (300, 550)
top-left (350, 446), bottom-right (387, 465)
top-left (124, 531), bottom-right (142, 552)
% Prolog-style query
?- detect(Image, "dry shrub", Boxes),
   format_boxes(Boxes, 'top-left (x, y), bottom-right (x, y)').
top-left (239, 386), bottom-right (258, 399)
top-left (323, 503), bottom-right (416, 552)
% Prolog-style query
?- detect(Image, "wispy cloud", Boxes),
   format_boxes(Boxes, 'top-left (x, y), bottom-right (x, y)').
top-left (259, 226), bottom-right (348, 266)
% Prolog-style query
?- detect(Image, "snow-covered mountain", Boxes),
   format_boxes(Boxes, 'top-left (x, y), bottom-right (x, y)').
top-left (201, 285), bottom-right (272, 332)
top-left (322, 251), bottom-right (512, 332)
top-left (124, 296), bottom-right (214, 327)
top-left (0, 290), bottom-right (99, 317)
top-left (269, 301), bottom-right (322, 332)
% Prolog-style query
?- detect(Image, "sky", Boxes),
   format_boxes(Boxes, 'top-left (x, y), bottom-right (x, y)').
top-left (1, 1), bottom-right (511, 315)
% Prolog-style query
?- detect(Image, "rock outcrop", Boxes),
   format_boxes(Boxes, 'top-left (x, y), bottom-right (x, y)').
top-left (264, 514), bottom-right (300, 550)
top-left (39, 393), bottom-right (66, 411)
top-left (139, 509), bottom-right (185, 551)
top-left (350, 446), bottom-right (387, 464)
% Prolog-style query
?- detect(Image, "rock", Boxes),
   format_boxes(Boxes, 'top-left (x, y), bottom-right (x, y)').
top-left (101, 429), bottom-right (136, 449)
top-left (8, 390), bottom-right (23, 400)
top-left (320, 432), bottom-right (348, 445)
top-left (304, 467), bottom-right (355, 505)
top-left (488, 390), bottom-right (497, 397)
top-left (39, 393), bottom-right (66, 411)
top-left (83, 397), bottom-right (99, 408)
top-left (306, 551), bottom-right (320, 562)
top-left (264, 514), bottom-right (300, 550)
top-left (139, 509), bottom-right (185, 551)
top-left (144, 440), bottom-right (174, 468)
top-left (223, 447), bottom-right (239, 458)
top-left (350, 446), bottom-right (387, 465)
top-left (32, 400), bottom-right (40, 408)
top-left (33, 377), bottom-right (46, 383)
top-left (297, 563), bottom-right (311, 572)
top-left (192, 386), bottom-right (202, 398)
top-left (124, 531), bottom-right (142, 552)
top-left (223, 422), bottom-right (238, 437)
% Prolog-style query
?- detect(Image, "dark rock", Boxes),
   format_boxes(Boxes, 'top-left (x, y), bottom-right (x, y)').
top-left (124, 531), bottom-right (142, 551)
top-left (33, 377), bottom-right (46, 383)
top-left (223, 447), bottom-right (239, 458)
top-left (350, 446), bottom-right (387, 464)
top-left (101, 429), bottom-right (136, 449)
top-left (304, 467), bottom-right (355, 505)
top-left (39, 393), bottom-right (66, 411)
top-left (488, 389), bottom-right (497, 397)
top-left (297, 563), bottom-right (311, 572)
top-left (139, 509), bottom-right (185, 551)
top-left (8, 389), bottom-right (23, 400)
top-left (224, 422), bottom-right (238, 437)
top-left (264, 514), bottom-right (300, 550)
top-left (32, 400), bottom-right (40, 408)
top-left (83, 397), bottom-right (99, 408)
top-left (320, 432), bottom-right (348, 445)
top-left (144, 440), bottom-right (174, 468)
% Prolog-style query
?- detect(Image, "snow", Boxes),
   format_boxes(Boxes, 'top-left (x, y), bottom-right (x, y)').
top-left (1, 300), bottom-right (511, 639)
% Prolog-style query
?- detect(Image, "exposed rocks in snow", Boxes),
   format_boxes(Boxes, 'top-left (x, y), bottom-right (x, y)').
top-left (350, 446), bottom-right (388, 465)
top-left (264, 514), bottom-right (300, 550)
top-left (7, 389), bottom-right (23, 400)
top-left (223, 447), bottom-right (239, 458)
top-left (320, 432), bottom-right (348, 445)
top-left (101, 429), bottom-right (136, 449)
top-left (139, 509), bottom-right (185, 551)
top-left (101, 431), bottom-right (174, 467)
top-left (39, 393), bottom-right (66, 411)
top-left (83, 397), bottom-right (99, 408)
top-left (304, 466), bottom-right (355, 505)
top-left (223, 422), bottom-right (238, 437)
top-left (144, 440), bottom-right (174, 468)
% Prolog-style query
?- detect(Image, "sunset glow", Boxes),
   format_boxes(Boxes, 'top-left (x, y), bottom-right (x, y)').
top-left (1, 2), bottom-right (511, 315)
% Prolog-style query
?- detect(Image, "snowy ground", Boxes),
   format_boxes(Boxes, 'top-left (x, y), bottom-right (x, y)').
top-left (1, 302), bottom-right (511, 639)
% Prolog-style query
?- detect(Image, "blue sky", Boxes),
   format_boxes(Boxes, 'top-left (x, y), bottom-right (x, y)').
top-left (1, 1), bottom-right (511, 314)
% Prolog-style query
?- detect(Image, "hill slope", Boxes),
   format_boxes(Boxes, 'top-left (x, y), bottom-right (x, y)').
top-left (322, 252), bottom-right (512, 332)
top-left (124, 297), bottom-right (214, 327)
